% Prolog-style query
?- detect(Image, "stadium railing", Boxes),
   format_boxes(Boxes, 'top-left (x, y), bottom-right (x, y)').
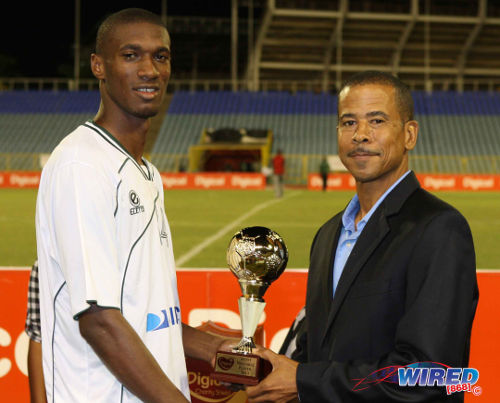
top-left (4, 77), bottom-right (500, 93)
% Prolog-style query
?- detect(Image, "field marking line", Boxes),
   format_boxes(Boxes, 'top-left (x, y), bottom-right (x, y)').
top-left (175, 190), bottom-right (302, 267)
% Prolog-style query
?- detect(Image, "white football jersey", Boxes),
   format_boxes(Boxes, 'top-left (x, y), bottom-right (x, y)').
top-left (36, 121), bottom-right (190, 402)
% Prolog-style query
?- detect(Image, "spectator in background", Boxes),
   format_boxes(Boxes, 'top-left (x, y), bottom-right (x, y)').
top-left (272, 149), bottom-right (285, 198)
top-left (319, 156), bottom-right (330, 191)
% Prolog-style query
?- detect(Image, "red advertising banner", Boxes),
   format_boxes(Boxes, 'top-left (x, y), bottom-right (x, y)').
top-left (1, 171), bottom-right (499, 191)
top-left (160, 173), bottom-right (266, 190)
top-left (308, 173), bottom-right (500, 191)
top-left (0, 172), bottom-right (266, 190)
top-left (0, 172), bottom-right (41, 188)
top-left (0, 267), bottom-right (497, 402)
top-left (416, 174), bottom-right (500, 191)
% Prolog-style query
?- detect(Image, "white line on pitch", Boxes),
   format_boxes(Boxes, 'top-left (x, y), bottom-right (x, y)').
top-left (175, 191), bottom-right (302, 267)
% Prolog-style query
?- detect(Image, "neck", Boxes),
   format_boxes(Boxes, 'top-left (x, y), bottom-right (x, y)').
top-left (354, 167), bottom-right (408, 225)
top-left (94, 104), bottom-right (150, 164)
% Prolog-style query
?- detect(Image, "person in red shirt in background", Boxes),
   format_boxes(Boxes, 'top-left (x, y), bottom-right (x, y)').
top-left (272, 149), bottom-right (285, 198)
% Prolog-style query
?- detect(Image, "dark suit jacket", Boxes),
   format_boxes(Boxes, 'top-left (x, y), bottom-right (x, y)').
top-left (295, 172), bottom-right (479, 402)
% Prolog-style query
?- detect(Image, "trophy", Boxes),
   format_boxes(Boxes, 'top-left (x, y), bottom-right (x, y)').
top-left (212, 226), bottom-right (288, 385)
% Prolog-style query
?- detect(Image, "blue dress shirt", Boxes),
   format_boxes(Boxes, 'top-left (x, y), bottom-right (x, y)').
top-left (332, 171), bottom-right (411, 296)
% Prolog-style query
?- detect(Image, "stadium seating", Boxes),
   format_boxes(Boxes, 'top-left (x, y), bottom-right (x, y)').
top-left (1, 90), bottom-right (499, 176)
top-left (154, 90), bottom-right (500, 176)
top-left (0, 91), bottom-right (98, 170)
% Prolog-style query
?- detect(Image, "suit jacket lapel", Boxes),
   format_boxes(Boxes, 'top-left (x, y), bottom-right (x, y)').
top-left (320, 214), bottom-right (389, 345)
top-left (320, 172), bottom-right (421, 346)
top-left (321, 216), bottom-right (342, 305)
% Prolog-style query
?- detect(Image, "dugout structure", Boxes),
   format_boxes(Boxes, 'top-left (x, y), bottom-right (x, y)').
top-left (188, 128), bottom-right (273, 172)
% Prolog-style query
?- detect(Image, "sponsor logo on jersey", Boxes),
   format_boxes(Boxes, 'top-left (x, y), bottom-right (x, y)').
top-left (147, 306), bottom-right (181, 332)
top-left (129, 190), bottom-right (145, 215)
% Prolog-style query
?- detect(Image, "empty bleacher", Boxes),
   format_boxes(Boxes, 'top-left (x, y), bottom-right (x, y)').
top-left (0, 91), bottom-right (98, 170)
top-left (1, 90), bottom-right (499, 180)
top-left (154, 90), bottom-right (500, 178)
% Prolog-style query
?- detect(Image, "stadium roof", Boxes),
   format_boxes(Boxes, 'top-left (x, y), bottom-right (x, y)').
top-left (3, 0), bottom-right (500, 92)
top-left (249, 0), bottom-right (500, 91)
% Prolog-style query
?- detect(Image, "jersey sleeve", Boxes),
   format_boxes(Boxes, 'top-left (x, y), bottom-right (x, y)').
top-left (50, 162), bottom-right (121, 318)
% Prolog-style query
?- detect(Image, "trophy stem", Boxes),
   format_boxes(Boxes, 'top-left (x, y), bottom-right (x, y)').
top-left (237, 297), bottom-right (266, 352)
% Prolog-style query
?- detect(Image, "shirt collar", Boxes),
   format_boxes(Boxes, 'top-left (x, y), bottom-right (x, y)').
top-left (342, 170), bottom-right (411, 233)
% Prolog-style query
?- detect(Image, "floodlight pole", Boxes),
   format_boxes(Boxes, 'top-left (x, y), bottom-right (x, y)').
top-left (161, 0), bottom-right (167, 25)
top-left (232, 0), bottom-right (238, 91)
top-left (74, 0), bottom-right (81, 91)
top-left (248, 0), bottom-right (254, 92)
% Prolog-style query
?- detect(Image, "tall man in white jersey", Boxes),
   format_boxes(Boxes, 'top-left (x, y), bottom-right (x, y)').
top-left (36, 8), bottom-right (232, 402)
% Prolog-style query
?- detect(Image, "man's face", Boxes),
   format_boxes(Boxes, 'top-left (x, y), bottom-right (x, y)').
top-left (337, 83), bottom-right (418, 185)
top-left (92, 21), bottom-right (171, 119)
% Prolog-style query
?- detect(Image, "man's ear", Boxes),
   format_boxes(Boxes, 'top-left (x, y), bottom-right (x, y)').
top-left (404, 120), bottom-right (418, 151)
top-left (90, 53), bottom-right (105, 81)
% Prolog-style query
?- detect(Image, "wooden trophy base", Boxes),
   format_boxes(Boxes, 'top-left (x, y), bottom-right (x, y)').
top-left (212, 350), bottom-right (272, 386)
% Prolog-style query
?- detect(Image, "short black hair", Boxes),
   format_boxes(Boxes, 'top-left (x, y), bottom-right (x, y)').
top-left (338, 71), bottom-right (414, 122)
top-left (95, 8), bottom-right (166, 54)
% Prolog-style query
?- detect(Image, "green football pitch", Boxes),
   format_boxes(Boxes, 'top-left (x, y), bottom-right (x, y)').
top-left (1, 188), bottom-right (499, 269)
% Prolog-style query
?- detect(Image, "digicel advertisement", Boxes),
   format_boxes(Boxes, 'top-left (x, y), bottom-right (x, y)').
top-left (0, 268), bottom-right (498, 402)
top-left (0, 172), bottom-right (267, 190)
top-left (308, 173), bottom-right (500, 191)
top-left (2, 171), bottom-right (500, 190)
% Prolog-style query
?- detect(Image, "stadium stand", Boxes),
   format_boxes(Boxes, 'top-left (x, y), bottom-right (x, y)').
top-left (0, 92), bottom-right (99, 170)
top-left (1, 90), bottom-right (499, 181)
top-left (153, 90), bottom-right (500, 180)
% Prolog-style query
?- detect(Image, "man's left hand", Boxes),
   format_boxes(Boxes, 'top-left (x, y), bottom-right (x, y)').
top-left (245, 348), bottom-right (299, 403)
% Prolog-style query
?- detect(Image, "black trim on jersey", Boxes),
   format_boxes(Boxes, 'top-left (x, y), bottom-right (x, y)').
top-left (119, 191), bottom-right (160, 312)
top-left (114, 180), bottom-right (122, 217)
top-left (118, 159), bottom-right (129, 174)
top-left (51, 281), bottom-right (66, 403)
top-left (141, 159), bottom-right (153, 179)
top-left (83, 121), bottom-right (152, 181)
top-left (74, 303), bottom-right (120, 320)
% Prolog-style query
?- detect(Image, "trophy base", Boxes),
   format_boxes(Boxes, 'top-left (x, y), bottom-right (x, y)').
top-left (212, 351), bottom-right (272, 386)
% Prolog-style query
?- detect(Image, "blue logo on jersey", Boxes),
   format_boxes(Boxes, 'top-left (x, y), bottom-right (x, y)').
top-left (147, 306), bottom-right (181, 332)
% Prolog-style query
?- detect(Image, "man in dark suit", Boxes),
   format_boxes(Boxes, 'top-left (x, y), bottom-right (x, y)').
top-left (246, 71), bottom-right (479, 402)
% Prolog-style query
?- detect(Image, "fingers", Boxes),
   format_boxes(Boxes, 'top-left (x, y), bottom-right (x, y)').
top-left (246, 382), bottom-right (270, 402)
top-left (252, 346), bottom-right (278, 363)
top-left (244, 351), bottom-right (299, 403)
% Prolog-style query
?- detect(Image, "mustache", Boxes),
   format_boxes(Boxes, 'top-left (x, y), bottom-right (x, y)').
top-left (347, 147), bottom-right (380, 157)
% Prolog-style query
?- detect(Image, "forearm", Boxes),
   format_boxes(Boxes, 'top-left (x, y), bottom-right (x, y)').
top-left (27, 339), bottom-right (47, 403)
top-left (181, 323), bottom-right (226, 364)
top-left (79, 306), bottom-right (188, 403)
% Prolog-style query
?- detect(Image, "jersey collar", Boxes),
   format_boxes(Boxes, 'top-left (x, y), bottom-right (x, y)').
top-left (84, 120), bottom-right (153, 181)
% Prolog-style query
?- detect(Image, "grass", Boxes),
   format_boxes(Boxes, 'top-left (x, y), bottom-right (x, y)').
top-left (0, 188), bottom-right (498, 269)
